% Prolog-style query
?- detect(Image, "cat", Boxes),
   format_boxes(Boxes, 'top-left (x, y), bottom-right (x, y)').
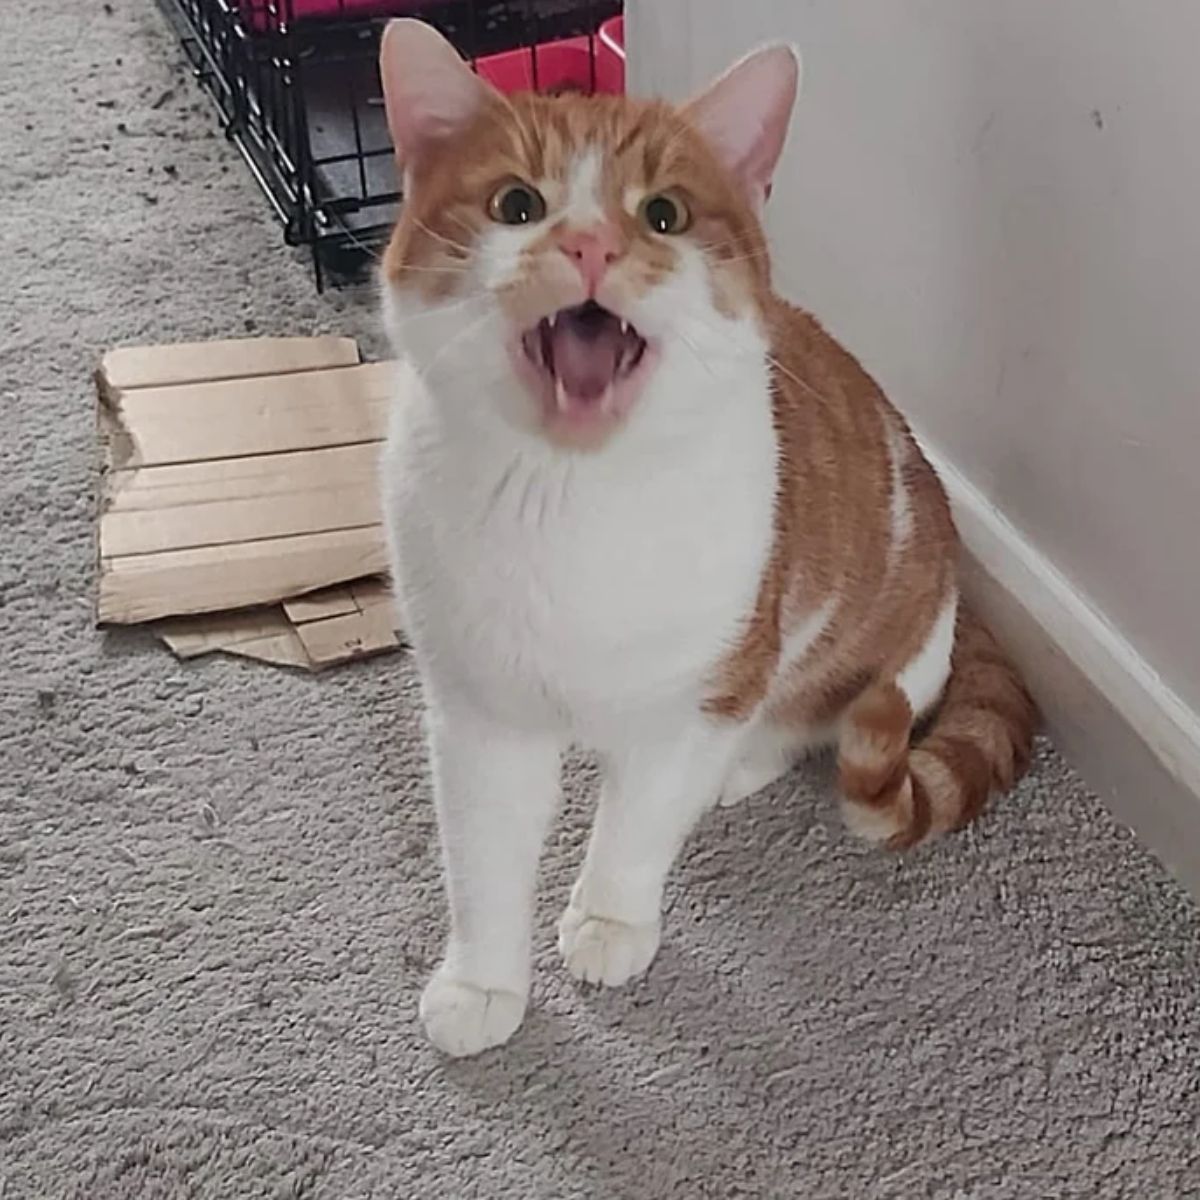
top-left (377, 19), bottom-right (1036, 1057)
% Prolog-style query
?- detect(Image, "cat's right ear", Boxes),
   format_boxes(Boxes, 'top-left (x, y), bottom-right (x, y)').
top-left (379, 19), bottom-right (496, 168)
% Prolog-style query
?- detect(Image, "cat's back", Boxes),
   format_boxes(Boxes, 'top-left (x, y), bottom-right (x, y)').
top-left (766, 297), bottom-right (954, 553)
top-left (737, 297), bottom-right (959, 721)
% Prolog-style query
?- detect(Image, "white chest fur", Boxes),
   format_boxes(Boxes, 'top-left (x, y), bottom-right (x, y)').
top-left (381, 351), bottom-right (777, 743)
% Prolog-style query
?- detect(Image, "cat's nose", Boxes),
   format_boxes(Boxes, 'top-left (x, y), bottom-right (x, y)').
top-left (557, 224), bottom-right (623, 294)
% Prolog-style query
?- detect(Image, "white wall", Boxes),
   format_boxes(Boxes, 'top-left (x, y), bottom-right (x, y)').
top-left (630, 0), bottom-right (1200, 715)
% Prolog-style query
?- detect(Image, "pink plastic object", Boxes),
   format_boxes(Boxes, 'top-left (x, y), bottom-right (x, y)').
top-left (475, 32), bottom-right (624, 96)
top-left (240, 0), bottom-right (444, 32)
top-left (597, 15), bottom-right (625, 91)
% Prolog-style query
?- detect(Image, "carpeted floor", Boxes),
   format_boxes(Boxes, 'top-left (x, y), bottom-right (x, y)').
top-left (3, 3), bottom-right (1200, 1197)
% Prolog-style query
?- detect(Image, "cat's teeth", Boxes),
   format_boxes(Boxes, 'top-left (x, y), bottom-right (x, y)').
top-left (555, 378), bottom-right (570, 412)
top-left (549, 313), bottom-right (558, 329)
top-left (599, 384), bottom-right (616, 415)
top-left (620, 320), bottom-right (629, 335)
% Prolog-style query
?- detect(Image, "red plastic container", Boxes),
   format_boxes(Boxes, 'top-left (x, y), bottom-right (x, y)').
top-left (239, 5), bottom-right (627, 100)
top-left (597, 14), bottom-right (625, 91)
top-left (240, 5), bottom-right (626, 98)
top-left (240, 0), bottom-right (445, 31)
top-left (476, 31), bottom-right (625, 97)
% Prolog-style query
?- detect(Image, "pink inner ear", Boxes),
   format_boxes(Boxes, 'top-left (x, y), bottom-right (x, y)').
top-left (379, 19), bottom-right (493, 165)
top-left (684, 43), bottom-right (801, 205)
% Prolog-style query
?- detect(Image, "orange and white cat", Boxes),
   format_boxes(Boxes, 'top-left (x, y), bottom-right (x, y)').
top-left (378, 20), bottom-right (1035, 1057)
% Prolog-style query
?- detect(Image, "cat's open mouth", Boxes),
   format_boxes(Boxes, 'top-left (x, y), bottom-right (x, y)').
top-left (514, 301), bottom-right (653, 439)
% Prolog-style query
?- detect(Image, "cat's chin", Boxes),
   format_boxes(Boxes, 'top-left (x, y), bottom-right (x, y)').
top-left (508, 301), bottom-right (657, 450)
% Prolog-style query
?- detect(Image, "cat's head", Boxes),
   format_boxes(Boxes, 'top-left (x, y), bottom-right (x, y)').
top-left (379, 20), bottom-right (799, 450)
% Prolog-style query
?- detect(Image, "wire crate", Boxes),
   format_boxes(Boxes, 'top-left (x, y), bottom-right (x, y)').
top-left (155, 0), bottom-right (625, 288)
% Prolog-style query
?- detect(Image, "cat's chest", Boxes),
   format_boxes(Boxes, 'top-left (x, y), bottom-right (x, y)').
top-left (391, 427), bottom-right (775, 724)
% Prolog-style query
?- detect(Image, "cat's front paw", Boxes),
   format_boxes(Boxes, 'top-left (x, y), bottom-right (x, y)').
top-left (419, 968), bottom-right (526, 1057)
top-left (557, 903), bottom-right (661, 987)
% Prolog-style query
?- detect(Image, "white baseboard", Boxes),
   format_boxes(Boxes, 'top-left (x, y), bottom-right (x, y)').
top-left (927, 449), bottom-right (1200, 897)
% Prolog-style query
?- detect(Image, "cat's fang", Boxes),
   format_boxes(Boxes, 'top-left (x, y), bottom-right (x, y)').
top-left (537, 320), bottom-right (555, 370)
top-left (516, 303), bottom-right (653, 431)
top-left (619, 339), bottom-right (646, 377)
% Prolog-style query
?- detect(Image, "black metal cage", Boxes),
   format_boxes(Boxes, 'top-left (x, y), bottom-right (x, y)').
top-left (155, 0), bottom-right (624, 287)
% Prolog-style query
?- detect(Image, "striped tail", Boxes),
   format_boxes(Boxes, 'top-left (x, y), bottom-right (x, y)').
top-left (838, 608), bottom-right (1037, 849)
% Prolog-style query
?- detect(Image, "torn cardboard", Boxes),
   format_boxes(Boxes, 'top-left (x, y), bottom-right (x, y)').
top-left (95, 336), bottom-right (403, 670)
top-left (157, 578), bottom-right (399, 672)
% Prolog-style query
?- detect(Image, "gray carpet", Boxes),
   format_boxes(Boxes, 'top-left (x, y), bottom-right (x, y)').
top-left (3, 3), bottom-right (1200, 1197)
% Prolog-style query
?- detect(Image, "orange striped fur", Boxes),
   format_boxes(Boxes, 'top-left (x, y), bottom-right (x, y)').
top-left (709, 300), bottom-right (1037, 847)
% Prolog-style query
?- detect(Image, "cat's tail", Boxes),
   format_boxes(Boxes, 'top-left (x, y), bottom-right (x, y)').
top-left (837, 607), bottom-right (1037, 850)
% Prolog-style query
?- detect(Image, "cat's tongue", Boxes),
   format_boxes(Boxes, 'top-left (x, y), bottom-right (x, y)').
top-left (549, 306), bottom-right (626, 403)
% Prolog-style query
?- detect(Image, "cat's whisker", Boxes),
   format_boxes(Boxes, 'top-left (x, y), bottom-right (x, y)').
top-left (672, 325), bottom-right (722, 384)
top-left (696, 244), bottom-right (758, 261)
top-left (398, 291), bottom-right (489, 326)
top-left (674, 303), bottom-right (836, 408)
top-left (705, 254), bottom-right (771, 273)
top-left (347, 241), bottom-right (384, 266)
top-left (412, 307), bottom-right (498, 382)
top-left (412, 218), bottom-right (475, 258)
top-left (444, 211), bottom-right (482, 239)
top-left (393, 293), bottom-right (492, 349)
top-left (695, 233), bottom-right (763, 255)
top-left (396, 263), bottom-right (475, 276)
top-left (698, 237), bottom-right (769, 258)
top-left (764, 353), bottom-right (832, 406)
top-left (695, 226), bottom-right (764, 248)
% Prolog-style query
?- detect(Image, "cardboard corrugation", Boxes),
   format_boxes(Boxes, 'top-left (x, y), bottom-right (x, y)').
top-left (94, 336), bottom-right (403, 670)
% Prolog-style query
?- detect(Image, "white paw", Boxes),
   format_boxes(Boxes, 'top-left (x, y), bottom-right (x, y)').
top-left (557, 904), bottom-right (661, 987)
top-left (418, 969), bottom-right (526, 1057)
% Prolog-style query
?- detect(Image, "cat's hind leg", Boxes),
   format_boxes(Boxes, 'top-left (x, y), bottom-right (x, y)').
top-left (718, 718), bottom-right (827, 807)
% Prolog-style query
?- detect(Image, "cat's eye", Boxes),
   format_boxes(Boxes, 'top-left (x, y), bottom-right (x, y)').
top-left (488, 180), bottom-right (547, 226)
top-left (639, 191), bottom-right (691, 235)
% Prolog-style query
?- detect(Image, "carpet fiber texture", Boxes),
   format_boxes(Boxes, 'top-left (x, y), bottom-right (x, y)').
top-left (3, 3), bottom-right (1200, 1197)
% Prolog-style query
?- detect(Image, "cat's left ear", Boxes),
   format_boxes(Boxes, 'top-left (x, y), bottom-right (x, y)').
top-left (684, 43), bottom-right (801, 209)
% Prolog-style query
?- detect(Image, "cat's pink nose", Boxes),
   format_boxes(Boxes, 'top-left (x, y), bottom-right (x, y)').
top-left (557, 224), bottom-right (623, 293)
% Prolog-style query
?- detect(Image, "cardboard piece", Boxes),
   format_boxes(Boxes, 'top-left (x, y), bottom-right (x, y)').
top-left (95, 336), bottom-right (403, 670)
top-left (157, 579), bottom-right (399, 671)
top-left (100, 335), bottom-right (361, 390)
